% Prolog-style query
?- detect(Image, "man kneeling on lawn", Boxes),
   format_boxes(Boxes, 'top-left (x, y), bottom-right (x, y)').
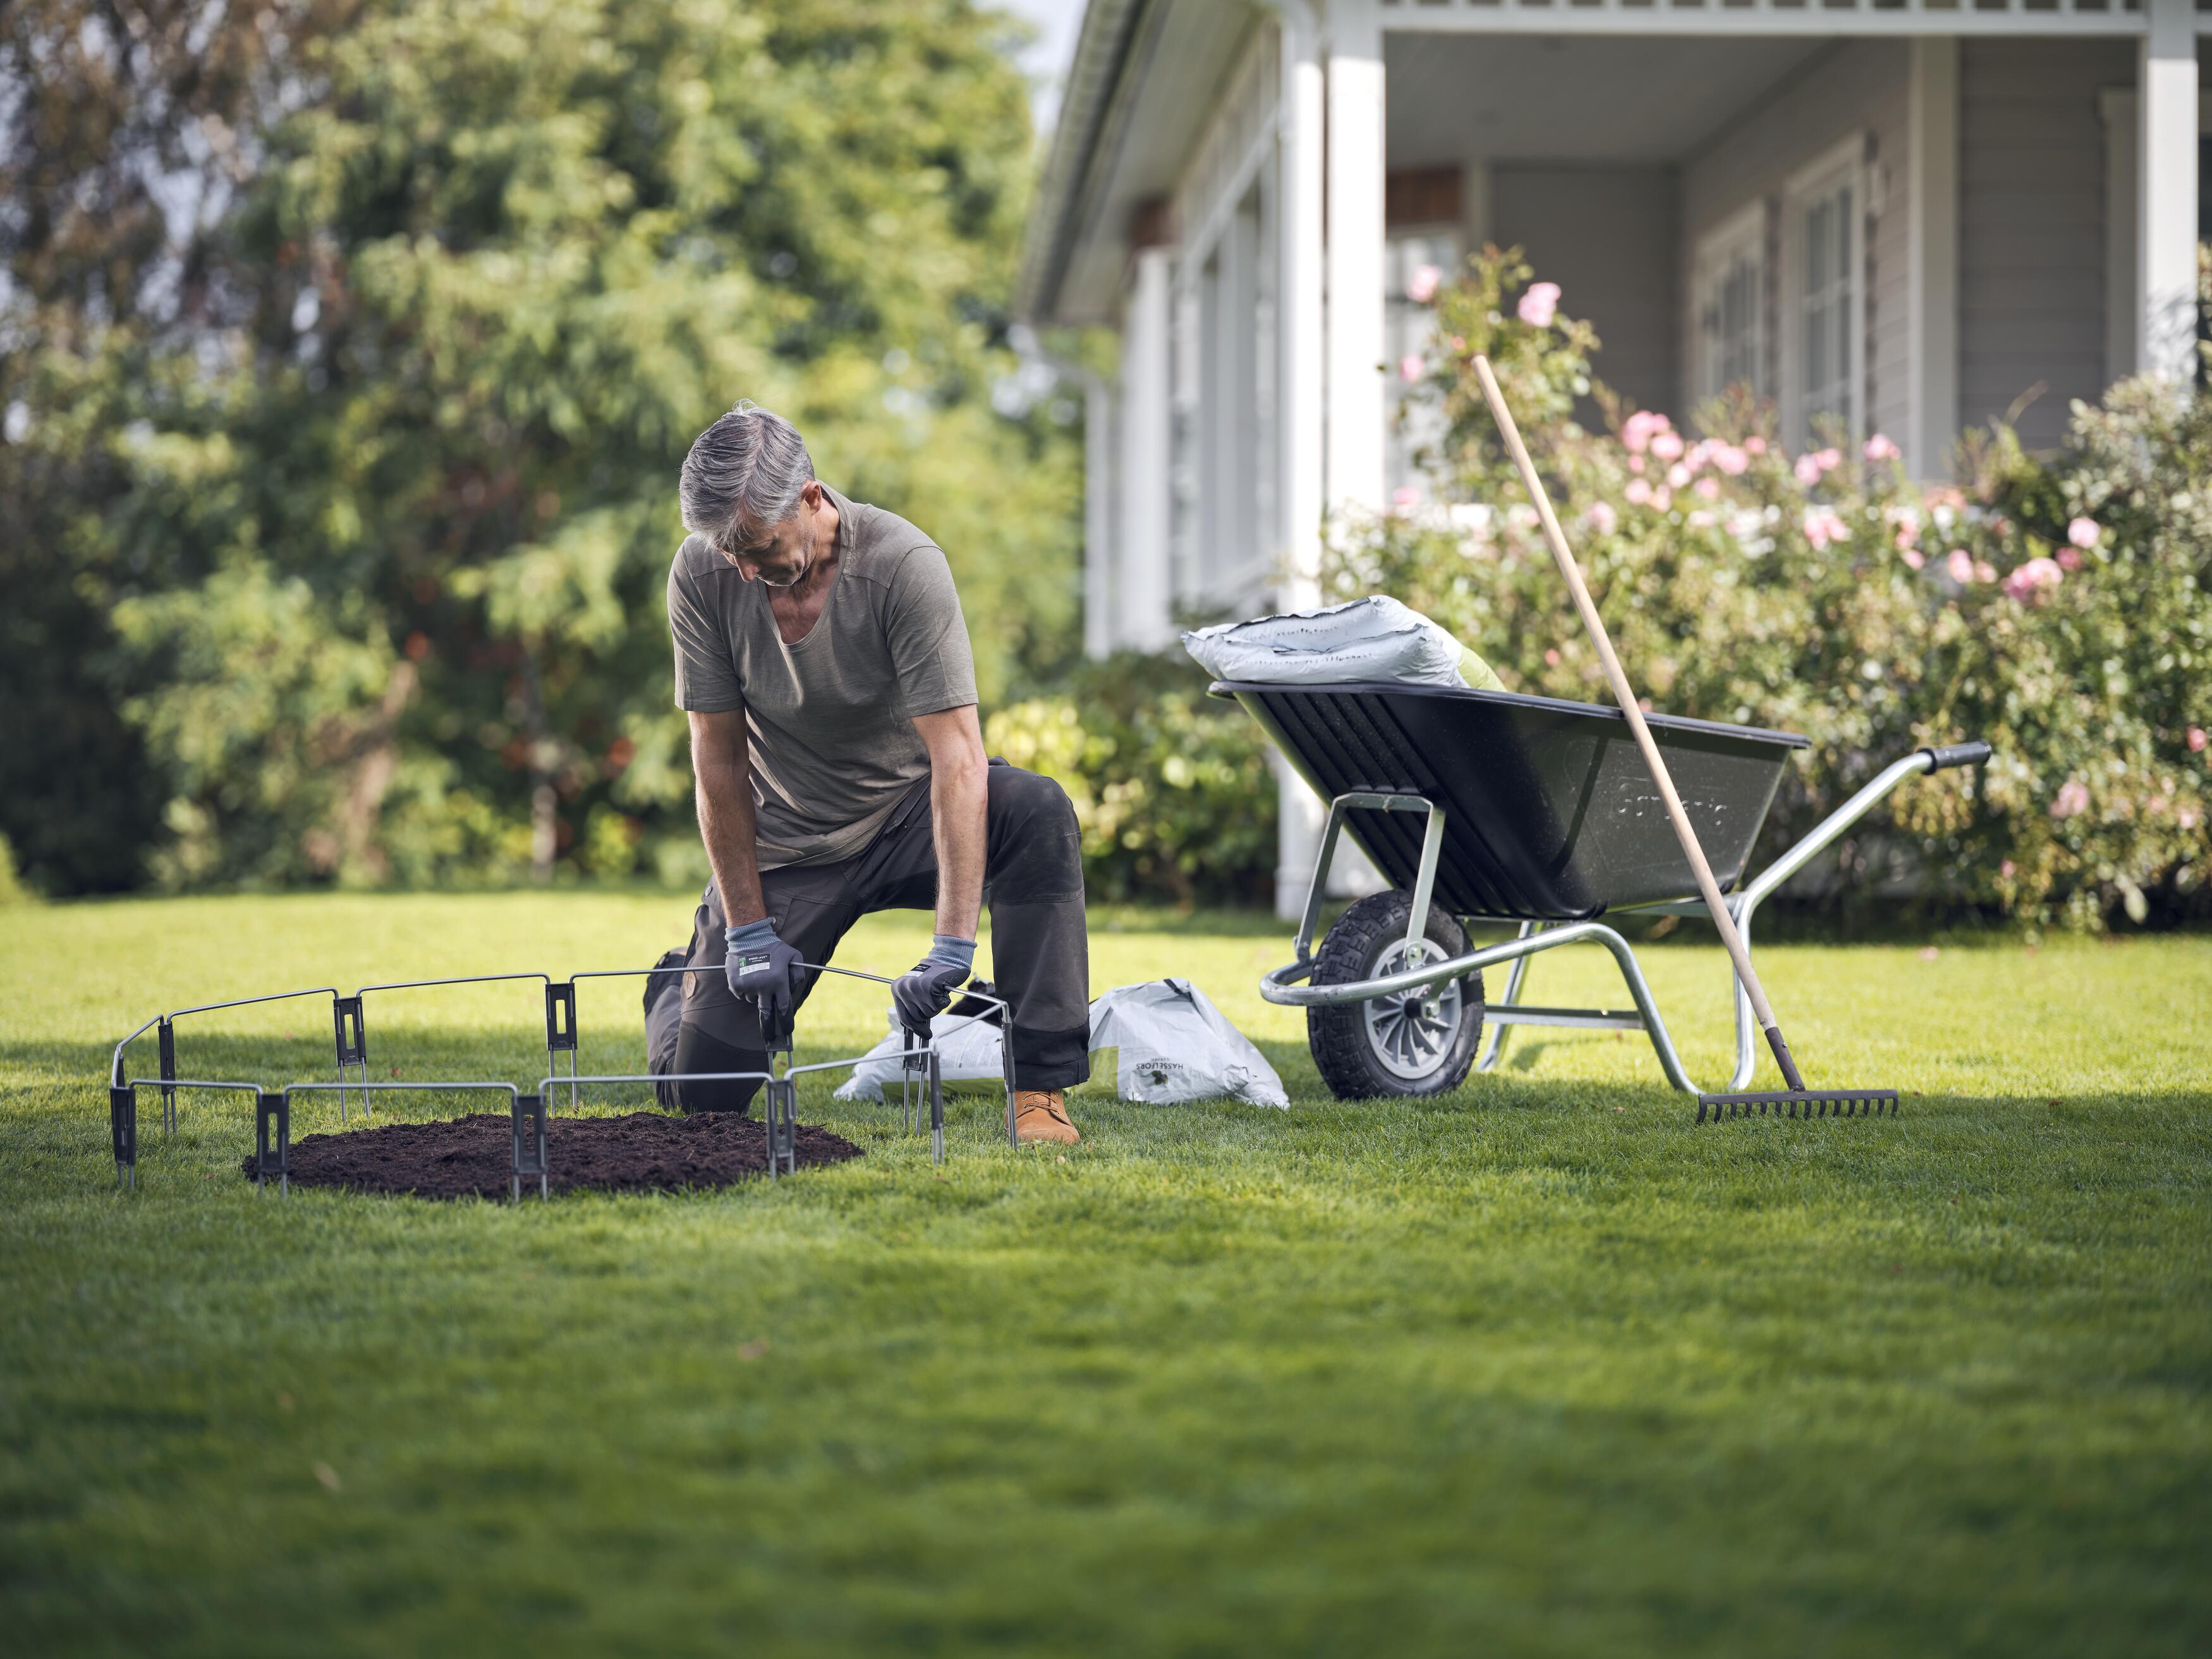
top-left (660, 401), bottom-right (1087, 1143)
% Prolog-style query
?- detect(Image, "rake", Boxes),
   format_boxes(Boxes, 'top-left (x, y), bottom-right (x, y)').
top-left (1471, 356), bottom-right (1899, 1124)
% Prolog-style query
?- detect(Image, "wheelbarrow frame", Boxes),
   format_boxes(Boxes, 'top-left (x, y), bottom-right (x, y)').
top-left (1261, 745), bottom-right (1982, 1097)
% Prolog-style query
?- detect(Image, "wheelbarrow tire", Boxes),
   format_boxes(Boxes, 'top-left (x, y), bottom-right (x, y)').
top-left (1308, 890), bottom-right (1483, 1100)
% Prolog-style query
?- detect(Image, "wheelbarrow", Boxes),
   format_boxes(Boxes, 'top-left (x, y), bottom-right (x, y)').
top-left (1218, 679), bottom-right (1989, 1100)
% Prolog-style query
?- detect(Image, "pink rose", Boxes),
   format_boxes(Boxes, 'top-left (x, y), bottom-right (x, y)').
top-left (1651, 488), bottom-right (1673, 513)
top-left (1802, 506), bottom-right (1847, 550)
top-left (2188, 726), bottom-right (2208, 752)
top-left (1793, 454), bottom-right (1823, 487)
top-left (1976, 560), bottom-right (1997, 583)
top-left (1392, 485), bottom-right (1421, 511)
top-left (2057, 547), bottom-right (2082, 571)
top-left (2050, 780), bottom-right (2090, 820)
top-left (1624, 478), bottom-right (1652, 506)
top-left (2003, 556), bottom-right (2063, 601)
top-left (1627, 455), bottom-right (1645, 475)
top-left (2067, 516), bottom-right (2100, 549)
top-left (1406, 264), bottom-right (1443, 304)
top-left (1449, 335), bottom-right (1466, 352)
top-left (2000, 860), bottom-right (2016, 878)
top-left (1687, 509), bottom-right (1717, 529)
top-left (1517, 281), bottom-right (1561, 327)
top-left (1543, 648), bottom-right (1561, 667)
top-left (1620, 410), bottom-right (1672, 453)
top-left (1667, 463), bottom-right (1691, 489)
top-left (1864, 434), bottom-right (1902, 463)
top-left (2181, 808), bottom-right (2202, 830)
top-left (1901, 548), bottom-right (1925, 570)
top-left (1650, 430), bottom-right (1684, 461)
top-left (1711, 444), bottom-right (1749, 476)
top-left (1744, 436), bottom-right (1767, 455)
top-left (1946, 549), bottom-right (1976, 583)
top-left (1398, 355), bottom-right (1424, 384)
top-left (1694, 476), bottom-right (1722, 501)
top-left (1586, 501), bottom-right (1619, 535)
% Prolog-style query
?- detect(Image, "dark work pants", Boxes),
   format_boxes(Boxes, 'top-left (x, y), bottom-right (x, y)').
top-left (662, 760), bottom-right (1090, 1113)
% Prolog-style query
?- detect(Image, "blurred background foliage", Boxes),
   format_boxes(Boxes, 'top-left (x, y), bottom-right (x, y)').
top-left (1, 0), bottom-right (1081, 894)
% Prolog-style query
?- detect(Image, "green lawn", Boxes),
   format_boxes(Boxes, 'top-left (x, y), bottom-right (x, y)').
top-left (3, 892), bottom-right (2207, 1656)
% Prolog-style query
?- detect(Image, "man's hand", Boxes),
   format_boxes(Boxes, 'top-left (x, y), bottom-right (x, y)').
top-left (725, 918), bottom-right (804, 1043)
top-left (893, 934), bottom-right (976, 1033)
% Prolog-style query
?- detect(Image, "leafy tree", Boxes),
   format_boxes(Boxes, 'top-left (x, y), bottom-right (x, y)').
top-left (1, 0), bottom-right (1079, 891)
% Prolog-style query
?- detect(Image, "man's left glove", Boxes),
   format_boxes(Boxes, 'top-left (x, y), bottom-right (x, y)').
top-left (725, 918), bottom-right (805, 1043)
top-left (893, 934), bottom-right (978, 1032)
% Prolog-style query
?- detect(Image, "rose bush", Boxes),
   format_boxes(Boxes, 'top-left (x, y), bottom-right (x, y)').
top-left (1325, 246), bottom-right (2209, 928)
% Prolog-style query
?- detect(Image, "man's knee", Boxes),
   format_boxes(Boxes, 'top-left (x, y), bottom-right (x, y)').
top-left (671, 1022), bottom-right (767, 1115)
top-left (987, 765), bottom-right (1079, 840)
top-left (986, 766), bottom-right (1083, 901)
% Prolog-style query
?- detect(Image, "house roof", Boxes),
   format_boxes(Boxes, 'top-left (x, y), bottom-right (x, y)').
top-left (1016, 0), bottom-right (1260, 325)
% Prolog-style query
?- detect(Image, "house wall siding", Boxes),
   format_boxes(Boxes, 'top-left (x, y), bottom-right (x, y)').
top-left (1958, 38), bottom-right (2132, 453)
top-left (1680, 41), bottom-right (1912, 441)
top-left (1492, 166), bottom-right (1680, 418)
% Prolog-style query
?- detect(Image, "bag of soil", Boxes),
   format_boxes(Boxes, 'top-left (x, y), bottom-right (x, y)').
top-left (1181, 595), bottom-right (1504, 692)
top-left (834, 1006), bottom-right (1009, 1102)
top-left (1086, 979), bottom-right (1288, 1107)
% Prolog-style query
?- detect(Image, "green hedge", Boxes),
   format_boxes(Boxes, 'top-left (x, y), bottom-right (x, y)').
top-left (984, 656), bottom-right (1277, 907)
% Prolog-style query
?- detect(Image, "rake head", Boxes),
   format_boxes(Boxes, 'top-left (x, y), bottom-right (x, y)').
top-left (1696, 1088), bottom-right (1898, 1125)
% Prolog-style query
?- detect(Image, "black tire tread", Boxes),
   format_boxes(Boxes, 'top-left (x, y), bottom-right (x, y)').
top-left (1307, 890), bottom-right (1484, 1100)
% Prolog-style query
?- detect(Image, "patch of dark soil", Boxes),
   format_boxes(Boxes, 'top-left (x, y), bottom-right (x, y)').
top-left (241, 1111), bottom-right (863, 1200)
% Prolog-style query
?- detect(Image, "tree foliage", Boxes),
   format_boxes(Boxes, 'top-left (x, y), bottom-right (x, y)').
top-left (1, 0), bottom-right (1079, 892)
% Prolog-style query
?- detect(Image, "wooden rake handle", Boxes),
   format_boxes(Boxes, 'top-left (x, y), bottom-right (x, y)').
top-left (1469, 355), bottom-right (1806, 1090)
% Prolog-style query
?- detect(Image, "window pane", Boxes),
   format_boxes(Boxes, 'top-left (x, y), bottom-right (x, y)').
top-left (1833, 186), bottom-right (1852, 282)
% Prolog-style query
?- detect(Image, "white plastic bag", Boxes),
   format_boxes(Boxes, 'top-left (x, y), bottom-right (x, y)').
top-left (1086, 979), bottom-right (1288, 1108)
top-left (834, 1007), bottom-right (1007, 1102)
top-left (1181, 596), bottom-right (1466, 689)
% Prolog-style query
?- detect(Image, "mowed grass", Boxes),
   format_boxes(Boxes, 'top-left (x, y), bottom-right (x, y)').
top-left (2, 892), bottom-right (2207, 1658)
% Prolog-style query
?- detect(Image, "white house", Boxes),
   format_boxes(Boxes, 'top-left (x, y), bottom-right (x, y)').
top-left (1015, 0), bottom-right (2204, 916)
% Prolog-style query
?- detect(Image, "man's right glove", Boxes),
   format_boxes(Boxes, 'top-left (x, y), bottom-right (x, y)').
top-left (724, 918), bottom-right (804, 1043)
top-left (893, 934), bottom-right (978, 1034)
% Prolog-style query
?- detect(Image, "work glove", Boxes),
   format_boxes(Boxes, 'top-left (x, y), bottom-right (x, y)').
top-left (892, 935), bottom-right (978, 1034)
top-left (724, 918), bottom-right (804, 1043)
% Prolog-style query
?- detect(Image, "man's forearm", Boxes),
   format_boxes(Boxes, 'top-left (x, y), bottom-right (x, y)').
top-left (696, 762), bottom-right (767, 926)
top-left (930, 748), bottom-right (988, 940)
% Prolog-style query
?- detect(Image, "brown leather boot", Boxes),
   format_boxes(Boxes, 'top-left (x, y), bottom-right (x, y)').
top-left (1014, 1090), bottom-right (1081, 1145)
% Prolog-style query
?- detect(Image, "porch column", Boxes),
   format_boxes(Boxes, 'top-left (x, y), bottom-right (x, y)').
top-left (1081, 374), bottom-right (1115, 661)
top-left (1325, 0), bottom-right (1387, 518)
top-left (1269, 2), bottom-right (1331, 918)
top-left (1907, 39), bottom-right (1959, 478)
top-left (1119, 245), bottom-right (1175, 651)
top-left (2138, 0), bottom-right (2199, 385)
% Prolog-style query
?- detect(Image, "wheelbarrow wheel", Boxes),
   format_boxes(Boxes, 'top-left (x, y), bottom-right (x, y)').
top-left (1308, 890), bottom-right (1484, 1100)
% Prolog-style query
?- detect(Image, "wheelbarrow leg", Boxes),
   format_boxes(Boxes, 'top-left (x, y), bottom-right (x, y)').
top-left (1476, 922), bottom-right (1540, 1074)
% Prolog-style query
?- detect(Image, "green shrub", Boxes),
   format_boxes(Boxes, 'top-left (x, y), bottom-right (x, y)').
top-left (1330, 246), bottom-right (2209, 929)
top-left (985, 655), bottom-right (1277, 906)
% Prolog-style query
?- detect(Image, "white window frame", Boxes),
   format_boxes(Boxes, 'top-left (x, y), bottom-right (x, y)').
top-left (1782, 133), bottom-right (1868, 450)
top-left (1692, 201), bottom-right (1768, 403)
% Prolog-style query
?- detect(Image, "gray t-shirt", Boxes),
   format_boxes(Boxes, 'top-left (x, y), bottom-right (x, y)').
top-left (666, 485), bottom-right (978, 869)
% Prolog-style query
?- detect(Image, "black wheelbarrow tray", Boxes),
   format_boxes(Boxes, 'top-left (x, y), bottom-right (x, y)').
top-left (1215, 679), bottom-right (1989, 1100)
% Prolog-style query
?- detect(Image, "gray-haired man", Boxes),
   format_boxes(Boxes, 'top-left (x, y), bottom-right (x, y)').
top-left (654, 403), bottom-right (1088, 1143)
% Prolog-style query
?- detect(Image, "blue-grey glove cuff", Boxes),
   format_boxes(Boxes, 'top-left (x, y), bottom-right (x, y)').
top-left (925, 933), bottom-right (976, 976)
top-left (725, 918), bottom-right (778, 952)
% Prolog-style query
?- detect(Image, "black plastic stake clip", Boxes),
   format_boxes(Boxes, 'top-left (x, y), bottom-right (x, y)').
top-left (511, 1093), bottom-right (549, 1202)
top-left (333, 995), bottom-right (367, 1066)
top-left (544, 982), bottom-right (577, 1054)
top-left (255, 1090), bottom-right (290, 1195)
top-left (765, 1079), bottom-right (798, 1179)
top-left (157, 1018), bottom-right (178, 1134)
top-left (332, 995), bottom-right (368, 1122)
top-left (110, 1085), bottom-right (138, 1190)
